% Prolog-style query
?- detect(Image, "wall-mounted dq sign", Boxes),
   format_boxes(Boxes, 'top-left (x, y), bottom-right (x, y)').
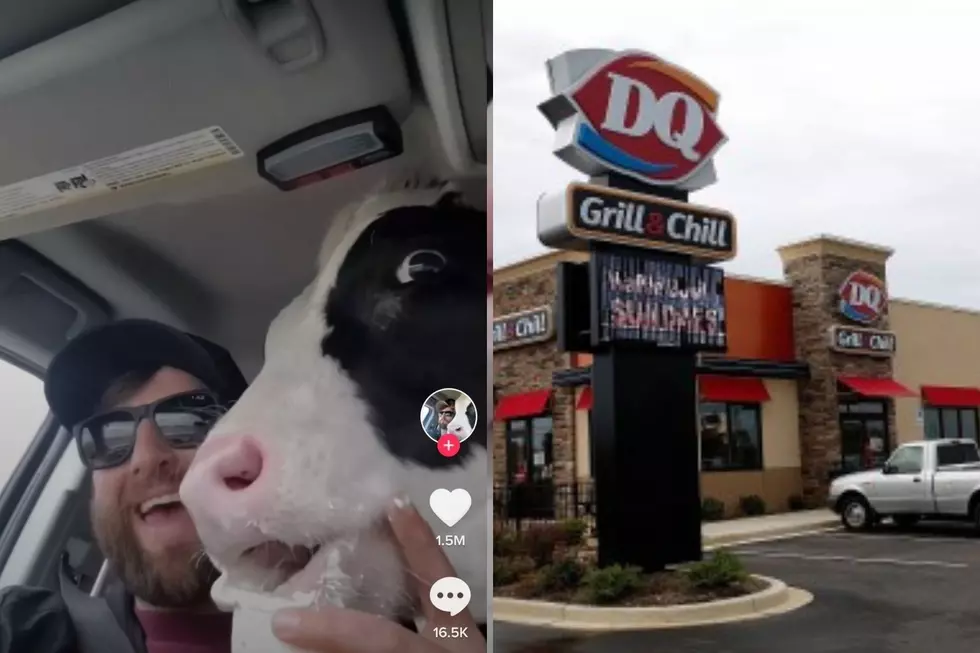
top-left (838, 270), bottom-right (887, 326)
top-left (538, 49), bottom-right (727, 192)
top-left (829, 325), bottom-right (896, 357)
top-left (493, 306), bottom-right (555, 351)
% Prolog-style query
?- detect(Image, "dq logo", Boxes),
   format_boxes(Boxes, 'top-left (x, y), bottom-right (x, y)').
top-left (839, 270), bottom-right (887, 326)
top-left (564, 51), bottom-right (727, 186)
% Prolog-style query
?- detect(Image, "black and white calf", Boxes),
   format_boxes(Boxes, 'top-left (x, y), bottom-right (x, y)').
top-left (444, 392), bottom-right (478, 442)
top-left (180, 180), bottom-right (488, 627)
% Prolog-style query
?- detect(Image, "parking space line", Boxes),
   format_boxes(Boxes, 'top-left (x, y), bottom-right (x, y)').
top-left (734, 549), bottom-right (968, 569)
top-left (822, 532), bottom-right (979, 545)
top-left (706, 527), bottom-right (842, 550)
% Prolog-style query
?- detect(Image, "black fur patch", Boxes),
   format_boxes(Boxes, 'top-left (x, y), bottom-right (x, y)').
top-left (320, 191), bottom-right (487, 468)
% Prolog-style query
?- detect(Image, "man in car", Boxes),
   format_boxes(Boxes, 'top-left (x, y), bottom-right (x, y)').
top-left (436, 400), bottom-right (455, 436)
top-left (0, 318), bottom-right (249, 653)
top-left (0, 317), bottom-right (485, 653)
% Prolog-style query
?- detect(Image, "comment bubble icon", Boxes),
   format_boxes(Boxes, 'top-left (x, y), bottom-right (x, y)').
top-left (429, 577), bottom-right (471, 617)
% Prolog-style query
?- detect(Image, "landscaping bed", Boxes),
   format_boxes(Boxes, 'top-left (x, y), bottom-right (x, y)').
top-left (494, 519), bottom-right (766, 607)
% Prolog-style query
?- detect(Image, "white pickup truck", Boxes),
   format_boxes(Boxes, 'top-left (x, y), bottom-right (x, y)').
top-left (828, 439), bottom-right (980, 530)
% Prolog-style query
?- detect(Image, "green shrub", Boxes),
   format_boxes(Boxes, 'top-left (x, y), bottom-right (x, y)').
top-left (788, 494), bottom-right (806, 511)
top-left (739, 494), bottom-right (766, 516)
top-left (493, 555), bottom-right (536, 587)
top-left (701, 497), bottom-right (726, 521)
top-left (493, 525), bottom-right (523, 558)
top-left (511, 572), bottom-right (541, 599)
top-left (576, 565), bottom-right (644, 605)
top-left (684, 550), bottom-right (748, 590)
top-left (559, 518), bottom-right (589, 546)
top-left (534, 555), bottom-right (587, 593)
top-left (522, 523), bottom-right (569, 566)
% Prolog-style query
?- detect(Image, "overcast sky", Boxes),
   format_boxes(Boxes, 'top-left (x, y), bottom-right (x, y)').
top-left (493, 1), bottom-right (980, 309)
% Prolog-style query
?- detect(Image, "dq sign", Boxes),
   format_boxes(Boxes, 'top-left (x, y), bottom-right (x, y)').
top-left (539, 50), bottom-right (727, 191)
top-left (839, 270), bottom-right (887, 326)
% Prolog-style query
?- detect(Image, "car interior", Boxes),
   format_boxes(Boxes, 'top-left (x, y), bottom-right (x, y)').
top-left (0, 0), bottom-right (490, 594)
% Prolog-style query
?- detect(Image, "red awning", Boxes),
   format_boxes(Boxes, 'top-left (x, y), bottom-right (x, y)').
top-left (577, 387), bottom-right (594, 411)
top-left (699, 376), bottom-right (771, 403)
top-left (839, 376), bottom-right (916, 398)
top-left (494, 389), bottom-right (551, 420)
top-left (921, 385), bottom-right (980, 407)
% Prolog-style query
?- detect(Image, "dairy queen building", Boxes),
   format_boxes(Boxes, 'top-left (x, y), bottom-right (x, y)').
top-left (492, 234), bottom-right (980, 519)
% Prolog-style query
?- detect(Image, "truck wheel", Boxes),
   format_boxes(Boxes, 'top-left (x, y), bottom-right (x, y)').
top-left (893, 515), bottom-right (920, 529)
top-left (840, 496), bottom-right (873, 530)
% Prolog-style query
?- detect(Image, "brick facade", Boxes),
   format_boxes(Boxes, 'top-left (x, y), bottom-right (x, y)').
top-left (492, 266), bottom-right (574, 486)
top-left (781, 245), bottom-right (895, 504)
top-left (494, 236), bottom-right (902, 510)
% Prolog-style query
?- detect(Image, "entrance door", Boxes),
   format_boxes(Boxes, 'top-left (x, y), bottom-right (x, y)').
top-left (505, 416), bottom-right (555, 518)
top-left (839, 400), bottom-right (890, 473)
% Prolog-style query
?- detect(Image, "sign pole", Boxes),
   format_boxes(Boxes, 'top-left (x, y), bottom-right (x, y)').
top-left (589, 243), bottom-right (703, 570)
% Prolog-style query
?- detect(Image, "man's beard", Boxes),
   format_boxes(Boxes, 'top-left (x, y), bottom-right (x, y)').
top-left (91, 500), bottom-right (218, 608)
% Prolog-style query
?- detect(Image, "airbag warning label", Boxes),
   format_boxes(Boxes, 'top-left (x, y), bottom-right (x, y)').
top-left (0, 126), bottom-right (244, 222)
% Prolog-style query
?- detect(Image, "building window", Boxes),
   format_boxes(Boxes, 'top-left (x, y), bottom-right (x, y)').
top-left (923, 406), bottom-right (979, 442)
top-left (698, 402), bottom-right (763, 471)
top-left (505, 415), bottom-right (554, 486)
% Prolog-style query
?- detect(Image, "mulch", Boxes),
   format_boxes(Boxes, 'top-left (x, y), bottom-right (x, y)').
top-left (495, 571), bottom-right (767, 607)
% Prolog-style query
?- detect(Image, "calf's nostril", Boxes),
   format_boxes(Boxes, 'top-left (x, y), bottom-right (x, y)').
top-left (224, 474), bottom-right (255, 491)
top-left (212, 436), bottom-right (264, 492)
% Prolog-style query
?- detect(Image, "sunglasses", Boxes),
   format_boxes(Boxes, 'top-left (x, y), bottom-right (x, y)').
top-left (439, 410), bottom-right (456, 418)
top-left (73, 390), bottom-right (227, 470)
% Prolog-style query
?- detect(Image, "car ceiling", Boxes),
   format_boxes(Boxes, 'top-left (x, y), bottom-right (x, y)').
top-left (0, 0), bottom-right (490, 379)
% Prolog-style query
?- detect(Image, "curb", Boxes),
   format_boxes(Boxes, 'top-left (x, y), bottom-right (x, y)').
top-left (703, 519), bottom-right (840, 548)
top-left (493, 575), bottom-right (813, 630)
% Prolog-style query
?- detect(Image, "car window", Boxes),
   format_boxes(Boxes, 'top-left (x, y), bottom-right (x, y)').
top-left (936, 442), bottom-right (980, 467)
top-left (888, 446), bottom-right (924, 474)
top-left (0, 359), bottom-right (49, 494)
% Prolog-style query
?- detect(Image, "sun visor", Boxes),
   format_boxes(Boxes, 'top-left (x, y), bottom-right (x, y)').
top-left (404, 0), bottom-right (488, 173)
top-left (0, 0), bottom-right (413, 240)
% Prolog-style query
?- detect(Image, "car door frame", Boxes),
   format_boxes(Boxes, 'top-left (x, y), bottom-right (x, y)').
top-left (876, 444), bottom-right (930, 513)
top-left (0, 241), bottom-right (110, 587)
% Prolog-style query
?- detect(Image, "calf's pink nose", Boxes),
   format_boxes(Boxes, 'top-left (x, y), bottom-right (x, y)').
top-left (181, 435), bottom-right (268, 540)
top-left (208, 435), bottom-right (264, 491)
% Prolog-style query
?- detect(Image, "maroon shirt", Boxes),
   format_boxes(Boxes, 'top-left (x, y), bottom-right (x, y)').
top-left (135, 607), bottom-right (233, 653)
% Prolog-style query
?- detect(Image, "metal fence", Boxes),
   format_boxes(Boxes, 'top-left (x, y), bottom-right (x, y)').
top-left (493, 481), bottom-right (596, 532)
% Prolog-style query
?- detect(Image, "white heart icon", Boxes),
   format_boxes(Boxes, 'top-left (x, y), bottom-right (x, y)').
top-left (429, 488), bottom-right (472, 528)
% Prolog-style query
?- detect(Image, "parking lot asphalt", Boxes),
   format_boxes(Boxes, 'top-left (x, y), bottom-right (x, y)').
top-left (494, 522), bottom-right (980, 653)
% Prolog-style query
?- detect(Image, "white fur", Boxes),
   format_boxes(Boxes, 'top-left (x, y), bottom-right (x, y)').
top-left (181, 182), bottom-right (488, 624)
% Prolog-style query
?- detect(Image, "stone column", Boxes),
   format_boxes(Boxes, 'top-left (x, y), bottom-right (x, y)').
top-left (778, 236), bottom-right (894, 504)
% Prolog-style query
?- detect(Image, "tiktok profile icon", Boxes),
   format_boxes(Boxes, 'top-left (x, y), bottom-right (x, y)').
top-left (420, 388), bottom-right (479, 458)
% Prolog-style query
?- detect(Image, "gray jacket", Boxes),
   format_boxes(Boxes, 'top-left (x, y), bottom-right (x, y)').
top-left (0, 554), bottom-right (145, 653)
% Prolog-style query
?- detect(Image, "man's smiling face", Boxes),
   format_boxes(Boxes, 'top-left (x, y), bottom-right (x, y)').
top-left (438, 404), bottom-right (455, 428)
top-left (89, 366), bottom-right (218, 608)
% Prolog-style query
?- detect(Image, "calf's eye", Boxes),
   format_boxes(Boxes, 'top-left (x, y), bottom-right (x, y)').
top-left (395, 250), bottom-right (447, 284)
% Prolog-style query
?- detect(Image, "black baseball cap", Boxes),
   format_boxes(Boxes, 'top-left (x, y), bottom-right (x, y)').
top-left (45, 318), bottom-right (248, 429)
